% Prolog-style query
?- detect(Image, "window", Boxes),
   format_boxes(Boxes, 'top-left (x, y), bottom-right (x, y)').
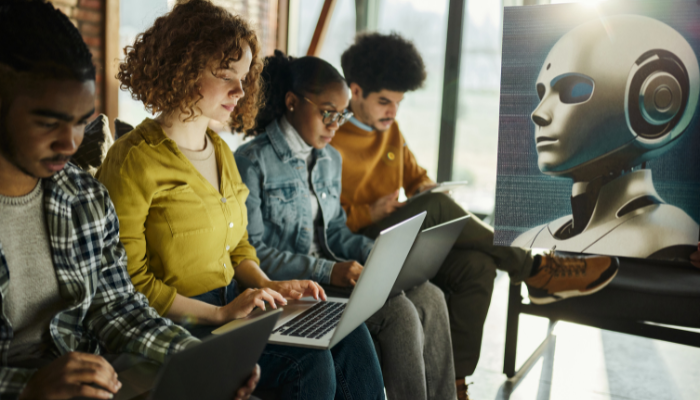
top-left (292, 0), bottom-right (356, 72)
top-left (118, 0), bottom-right (169, 127)
top-left (377, 0), bottom-right (449, 182)
top-left (452, 0), bottom-right (504, 216)
top-left (292, 0), bottom-right (447, 183)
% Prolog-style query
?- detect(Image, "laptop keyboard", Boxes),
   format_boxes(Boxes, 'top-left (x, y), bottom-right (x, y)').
top-left (272, 301), bottom-right (346, 339)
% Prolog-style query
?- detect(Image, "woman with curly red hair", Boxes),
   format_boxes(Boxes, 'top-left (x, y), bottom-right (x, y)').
top-left (97, 1), bottom-right (384, 398)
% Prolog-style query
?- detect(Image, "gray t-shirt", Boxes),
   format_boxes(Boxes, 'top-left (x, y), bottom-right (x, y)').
top-left (0, 181), bottom-right (67, 363)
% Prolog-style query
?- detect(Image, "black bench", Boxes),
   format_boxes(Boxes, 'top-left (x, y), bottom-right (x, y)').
top-left (503, 256), bottom-right (700, 379)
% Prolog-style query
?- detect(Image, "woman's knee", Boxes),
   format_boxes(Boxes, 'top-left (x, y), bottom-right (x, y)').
top-left (382, 294), bottom-right (422, 330)
top-left (261, 347), bottom-right (336, 394)
top-left (303, 350), bottom-right (335, 378)
top-left (406, 281), bottom-right (449, 319)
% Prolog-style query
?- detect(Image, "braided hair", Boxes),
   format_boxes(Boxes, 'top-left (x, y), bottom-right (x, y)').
top-left (0, 0), bottom-right (95, 83)
top-left (248, 50), bottom-right (345, 136)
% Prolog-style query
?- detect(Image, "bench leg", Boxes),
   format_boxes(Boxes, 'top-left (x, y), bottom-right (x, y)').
top-left (503, 283), bottom-right (522, 378)
top-left (508, 319), bottom-right (557, 383)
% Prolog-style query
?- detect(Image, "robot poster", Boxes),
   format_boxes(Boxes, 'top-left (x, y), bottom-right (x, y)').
top-left (493, 0), bottom-right (700, 261)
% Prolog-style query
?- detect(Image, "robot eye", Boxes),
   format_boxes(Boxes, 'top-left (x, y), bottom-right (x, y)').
top-left (536, 83), bottom-right (546, 100)
top-left (556, 75), bottom-right (594, 104)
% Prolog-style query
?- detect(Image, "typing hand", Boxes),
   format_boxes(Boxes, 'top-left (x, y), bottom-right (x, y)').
top-left (19, 352), bottom-right (121, 400)
top-left (369, 190), bottom-right (405, 222)
top-left (330, 261), bottom-right (364, 287)
top-left (233, 364), bottom-right (260, 400)
top-left (691, 242), bottom-right (700, 269)
top-left (266, 280), bottom-right (327, 301)
top-left (218, 288), bottom-right (287, 322)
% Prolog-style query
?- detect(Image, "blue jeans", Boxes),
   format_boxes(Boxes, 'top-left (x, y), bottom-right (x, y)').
top-left (189, 280), bottom-right (385, 400)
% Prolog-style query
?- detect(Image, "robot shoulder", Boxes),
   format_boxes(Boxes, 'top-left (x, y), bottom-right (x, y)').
top-left (511, 217), bottom-right (569, 248)
top-left (584, 204), bottom-right (698, 258)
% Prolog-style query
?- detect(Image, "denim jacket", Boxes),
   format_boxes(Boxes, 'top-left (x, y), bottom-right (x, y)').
top-left (234, 120), bottom-right (374, 284)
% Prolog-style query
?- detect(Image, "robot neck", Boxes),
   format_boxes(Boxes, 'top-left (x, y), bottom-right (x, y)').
top-left (568, 172), bottom-right (622, 236)
top-left (569, 181), bottom-right (602, 236)
top-left (565, 169), bottom-right (661, 238)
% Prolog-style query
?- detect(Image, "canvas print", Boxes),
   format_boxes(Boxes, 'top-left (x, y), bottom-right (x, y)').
top-left (494, 0), bottom-right (700, 261)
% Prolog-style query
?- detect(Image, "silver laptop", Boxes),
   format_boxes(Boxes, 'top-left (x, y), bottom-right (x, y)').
top-left (213, 212), bottom-right (427, 350)
top-left (102, 309), bottom-right (281, 400)
top-left (388, 216), bottom-right (470, 297)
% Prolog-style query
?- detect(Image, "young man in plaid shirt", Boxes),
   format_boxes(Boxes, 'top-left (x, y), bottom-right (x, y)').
top-left (0, 1), bottom-right (258, 399)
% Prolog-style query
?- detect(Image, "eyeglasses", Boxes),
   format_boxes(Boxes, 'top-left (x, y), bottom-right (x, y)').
top-left (300, 96), bottom-right (353, 126)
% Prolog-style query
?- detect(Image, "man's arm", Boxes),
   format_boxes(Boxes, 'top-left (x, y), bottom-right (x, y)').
top-left (84, 195), bottom-right (198, 364)
top-left (0, 366), bottom-right (36, 399)
top-left (402, 142), bottom-right (434, 197)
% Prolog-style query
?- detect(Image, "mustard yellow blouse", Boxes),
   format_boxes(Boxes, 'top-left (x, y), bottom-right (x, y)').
top-left (97, 119), bottom-right (259, 315)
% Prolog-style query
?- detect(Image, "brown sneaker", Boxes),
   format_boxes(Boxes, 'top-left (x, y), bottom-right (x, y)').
top-left (524, 251), bottom-right (619, 305)
top-left (456, 378), bottom-right (472, 400)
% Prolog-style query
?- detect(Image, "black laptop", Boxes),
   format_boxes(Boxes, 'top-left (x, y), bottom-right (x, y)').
top-left (105, 309), bottom-right (281, 400)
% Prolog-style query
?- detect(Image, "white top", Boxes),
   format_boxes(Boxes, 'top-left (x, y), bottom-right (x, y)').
top-left (279, 116), bottom-right (322, 255)
top-left (179, 133), bottom-right (220, 191)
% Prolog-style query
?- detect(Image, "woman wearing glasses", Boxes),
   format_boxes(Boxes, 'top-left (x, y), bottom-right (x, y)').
top-left (235, 51), bottom-right (457, 400)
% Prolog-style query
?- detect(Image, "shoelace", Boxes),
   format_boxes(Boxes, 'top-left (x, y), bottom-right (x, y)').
top-left (456, 380), bottom-right (474, 400)
top-left (542, 250), bottom-right (587, 277)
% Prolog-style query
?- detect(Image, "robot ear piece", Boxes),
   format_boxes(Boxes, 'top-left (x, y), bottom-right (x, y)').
top-left (626, 50), bottom-right (690, 141)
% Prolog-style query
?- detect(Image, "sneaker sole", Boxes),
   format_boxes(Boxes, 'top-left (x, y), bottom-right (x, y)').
top-left (528, 260), bottom-right (620, 305)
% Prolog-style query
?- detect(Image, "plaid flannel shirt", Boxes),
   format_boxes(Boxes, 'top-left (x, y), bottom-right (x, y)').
top-left (0, 164), bottom-right (199, 399)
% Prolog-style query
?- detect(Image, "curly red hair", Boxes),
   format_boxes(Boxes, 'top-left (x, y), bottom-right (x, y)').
top-left (117, 0), bottom-right (263, 131)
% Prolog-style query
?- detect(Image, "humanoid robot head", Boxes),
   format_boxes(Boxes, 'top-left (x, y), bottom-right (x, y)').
top-left (530, 15), bottom-right (699, 180)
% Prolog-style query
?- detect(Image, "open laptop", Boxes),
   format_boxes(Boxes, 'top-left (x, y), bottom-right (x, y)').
top-left (322, 216), bottom-right (470, 299)
top-left (98, 309), bottom-right (281, 400)
top-left (388, 215), bottom-right (470, 297)
top-left (213, 212), bottom-right (427, 350)
top-left (408, 181), bottom-right (469, 202)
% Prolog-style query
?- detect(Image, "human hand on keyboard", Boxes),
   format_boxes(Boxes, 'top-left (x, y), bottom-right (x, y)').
top-left (218, 288), bottom-right (287, 321)
top-left (266, 280), bottom-right (327, 301)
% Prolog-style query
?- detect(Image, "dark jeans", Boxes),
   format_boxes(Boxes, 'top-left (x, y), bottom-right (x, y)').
top-left (360, 192), bottom-right (533, 377)
top-left (188, 279), bottom-right (385, 400)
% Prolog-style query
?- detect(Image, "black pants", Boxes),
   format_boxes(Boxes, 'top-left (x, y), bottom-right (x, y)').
top-left (360, 192), bottom-right (533, 376)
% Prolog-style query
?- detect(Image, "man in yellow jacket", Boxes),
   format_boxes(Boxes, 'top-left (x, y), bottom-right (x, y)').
top-left (330, 32), bottom-right (619, 400)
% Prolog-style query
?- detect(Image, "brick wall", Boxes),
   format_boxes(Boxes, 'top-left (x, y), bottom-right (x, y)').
top-left (44, 0), bottom-right (281, 119)
top-left (49, 0), bottom-right (105, 114)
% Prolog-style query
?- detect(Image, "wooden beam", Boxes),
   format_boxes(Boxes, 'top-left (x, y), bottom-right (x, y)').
top-left (306, 0), bottom-right (338, 57)
top-left (104, 0), bottom-right (120, 136)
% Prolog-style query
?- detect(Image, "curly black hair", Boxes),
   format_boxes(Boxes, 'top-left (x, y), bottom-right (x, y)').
top-left (0, 0), bottom-right (95, 83)
top-left (341, 32), bottom-right (426, 97)
top-left (248, 50), bottom-right (345, 136)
